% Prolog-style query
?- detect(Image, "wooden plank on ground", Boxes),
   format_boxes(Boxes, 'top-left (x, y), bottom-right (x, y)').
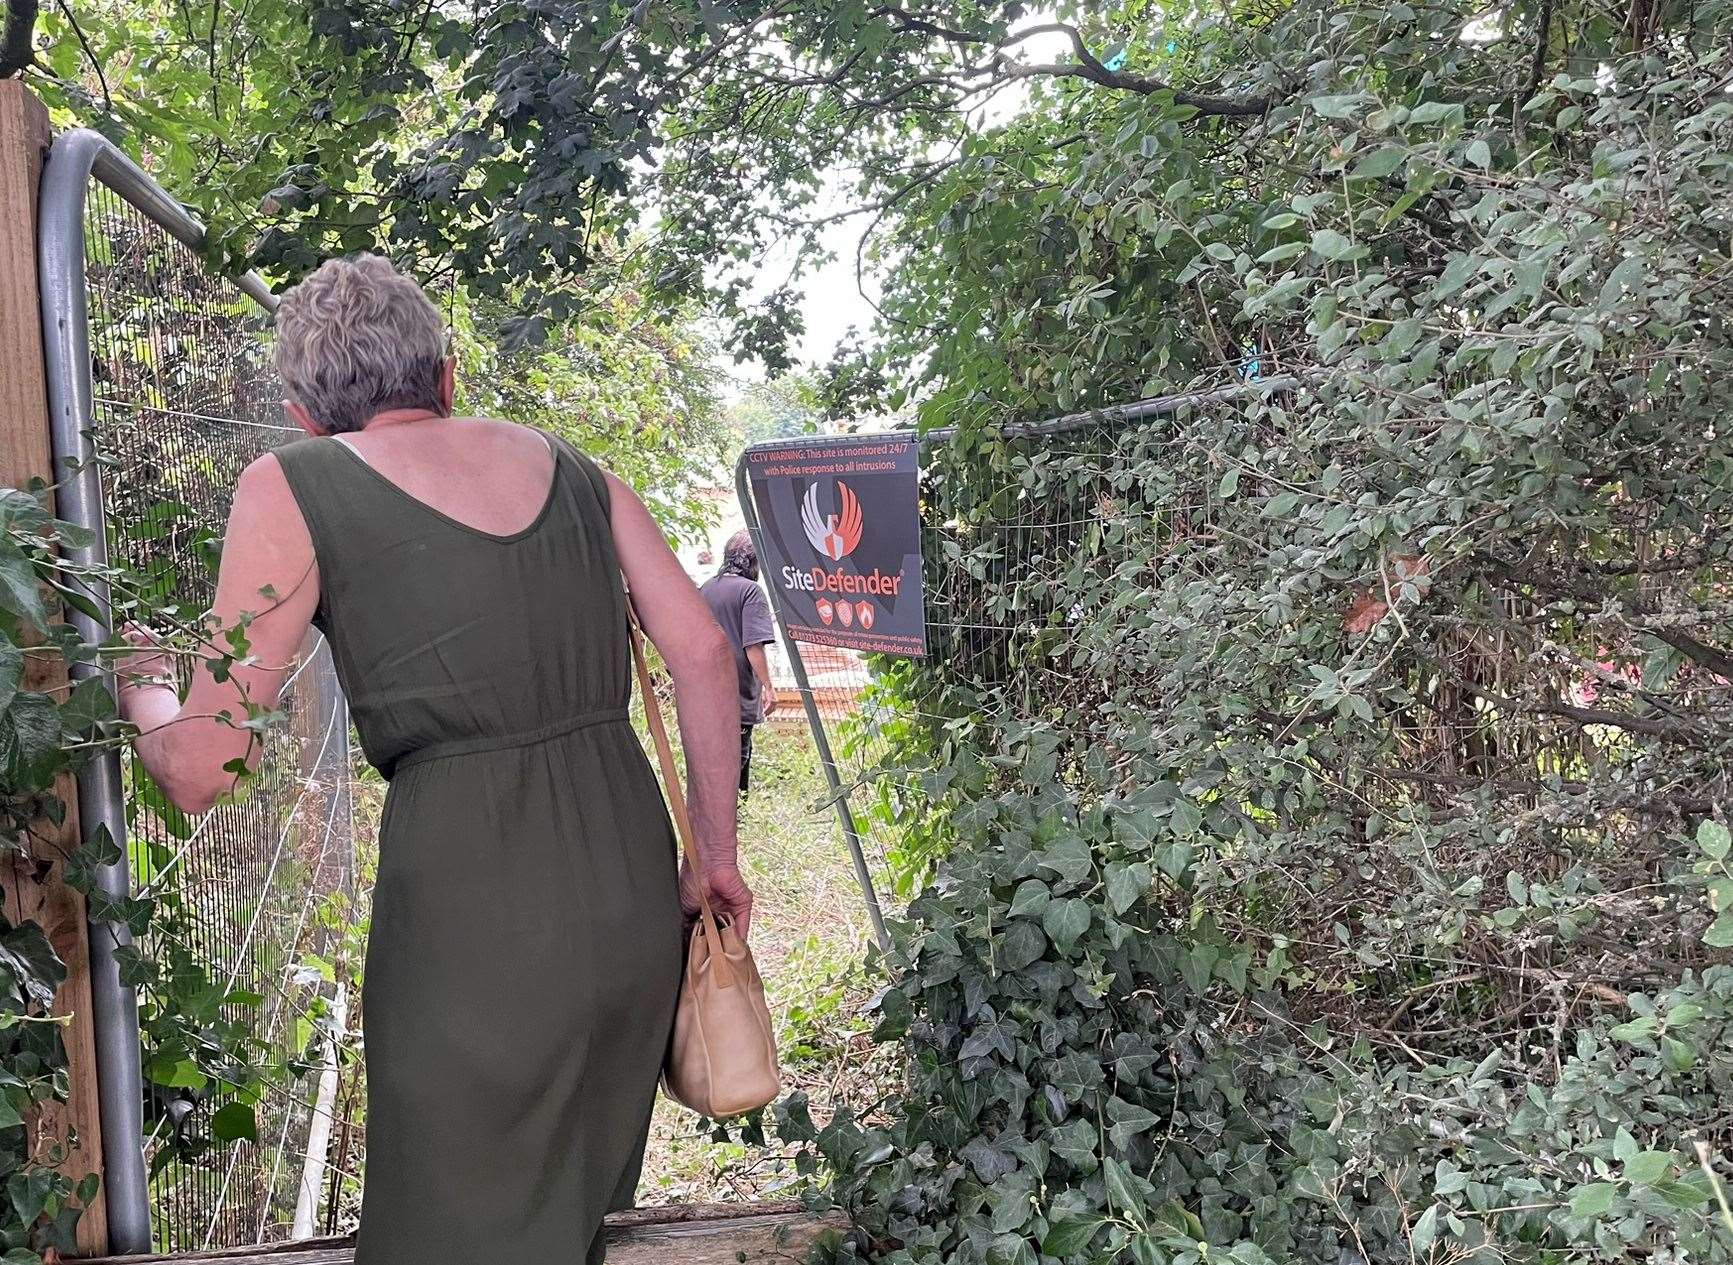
top-left (78, 1200), bottom-right (850, 1264)
top-left (0, 79), bottom-right (109, 1257)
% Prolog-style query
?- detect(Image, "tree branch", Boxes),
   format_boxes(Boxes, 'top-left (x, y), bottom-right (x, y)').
top-left (1450, 676), bottom-right (1717, 744)
top-left (993, 59), bottom-right (1271, 115)
top-left (1653, 628), bottom-right (1733, 682)
top-left (1477, 552), bottom-right (1733, 683)
top-left (0, 0), bottom-right (39, 77)
top-left (1378, 768), bottom-right (1716, 816)
top-left (870, 9), bottom-right (1272, 117)
top-left (1523, 0), bottom-right (1556, 102)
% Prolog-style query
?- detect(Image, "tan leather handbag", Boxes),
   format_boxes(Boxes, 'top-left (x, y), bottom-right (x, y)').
top-left (625, 596), bottom-right (781, 1118)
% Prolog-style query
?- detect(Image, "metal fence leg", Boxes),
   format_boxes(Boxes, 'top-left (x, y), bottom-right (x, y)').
top-left (292, 984), bottom-right (346, 1239)
top-left (734, 459), bottom-right (891, 956)
top-left (38, 128), bottom-right (153, 1256)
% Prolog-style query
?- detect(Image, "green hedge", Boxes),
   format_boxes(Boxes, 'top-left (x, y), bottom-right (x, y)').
top-left (786, 1), bottom-right (1733, 1261)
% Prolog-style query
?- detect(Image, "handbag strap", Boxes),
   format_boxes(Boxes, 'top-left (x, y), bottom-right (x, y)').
top-left (622, 585), bottom-right (725, 941)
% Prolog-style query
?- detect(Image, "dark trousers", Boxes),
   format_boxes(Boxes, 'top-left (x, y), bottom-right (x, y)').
top-left (739, 723), bottom-right (755, 797)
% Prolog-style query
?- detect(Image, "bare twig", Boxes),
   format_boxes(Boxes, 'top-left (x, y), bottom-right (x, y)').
top-left (52, 0), bottom-right (111, 112)
top-left (867, 9), bottom-right (1273, 116)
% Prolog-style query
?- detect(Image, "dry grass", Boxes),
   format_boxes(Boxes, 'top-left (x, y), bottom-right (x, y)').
top-left (638, 723), bottom-right (897, 1205)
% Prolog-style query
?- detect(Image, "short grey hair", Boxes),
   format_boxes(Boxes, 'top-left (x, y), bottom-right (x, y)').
top-left (274, 254), bottom-right (447, 434)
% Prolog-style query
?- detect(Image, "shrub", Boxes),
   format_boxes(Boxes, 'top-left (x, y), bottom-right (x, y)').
top-left (786, 1), bottom-right (1733, 1261)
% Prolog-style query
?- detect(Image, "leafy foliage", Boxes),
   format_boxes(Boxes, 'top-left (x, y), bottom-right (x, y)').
top-left (729, 373), bottom-right (826, 454)
top-left (0, 489), bottom-right (114, 1259)
top-left (2, 480), bottom-right (351, 1248)
top-left (20, 0), bottom-right (1268, 359)
top-left (771, 2), bottom-right (1733, 1262)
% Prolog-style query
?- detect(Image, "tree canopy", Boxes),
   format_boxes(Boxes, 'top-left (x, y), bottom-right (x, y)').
top-left (10, 1), bottom-right (1281, 357)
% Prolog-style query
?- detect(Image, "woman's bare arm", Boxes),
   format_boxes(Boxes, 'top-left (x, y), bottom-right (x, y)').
top-left (119, 454), bottom-right (320, 814)
top-left (604, 470), bottom-right (752, 933)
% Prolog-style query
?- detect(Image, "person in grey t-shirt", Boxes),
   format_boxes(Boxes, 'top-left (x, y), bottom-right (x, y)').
top-left (700, 531), bottom-right (779, 796)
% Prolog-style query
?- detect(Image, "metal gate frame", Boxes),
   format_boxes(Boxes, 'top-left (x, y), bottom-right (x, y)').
top-left (733, 379), bottom-right (1295, 952)
top-left (37, 128), bottom-right (312, 1255)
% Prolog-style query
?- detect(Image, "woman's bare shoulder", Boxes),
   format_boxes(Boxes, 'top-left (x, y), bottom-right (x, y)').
top-left (230, 451), bottom-right (313, 550)
top-left (459, 415), bottom-right (549, 441)
top-left (238, 448), bottom-right (293, 495)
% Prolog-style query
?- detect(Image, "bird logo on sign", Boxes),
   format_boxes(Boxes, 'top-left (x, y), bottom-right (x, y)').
top-left (801, 480), bottom-right (864, 562)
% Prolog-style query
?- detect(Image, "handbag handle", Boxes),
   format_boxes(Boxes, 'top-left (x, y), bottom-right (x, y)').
top-left (622, 586), bottom-right (729, 950)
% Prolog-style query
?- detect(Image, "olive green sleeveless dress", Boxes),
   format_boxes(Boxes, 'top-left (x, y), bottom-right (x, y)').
top-left (273, 433), bottom-right (684, 1264)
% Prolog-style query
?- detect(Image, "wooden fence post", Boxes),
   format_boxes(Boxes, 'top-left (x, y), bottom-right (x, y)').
top-left (0, 79), bottom-right (111, 1257)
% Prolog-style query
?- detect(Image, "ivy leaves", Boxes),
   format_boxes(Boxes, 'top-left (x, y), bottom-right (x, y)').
top-left (997, 921), bottom-right (1046, 973)
top-left (0, 492), bottom-right (298, 1256)
top-left (786, 4), bottom-right (1733, 1264)
top-left (1040, 899), bottom-right (1090, 955)
top-left (0, 490), bottom-right (115, 856)
top-left (0, 498), bottom-right (119, 1259)
top-left (0, 923), bottom-right (66, 1014)
top-left (803, 765), bottom-right (1289, 1259)
top-left (0, 697), bottom-right (60, 803)
top-left (1696, 822), bottom-right (1733, 950)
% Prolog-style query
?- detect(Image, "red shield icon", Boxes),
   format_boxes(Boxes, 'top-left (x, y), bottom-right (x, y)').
top-left (856, 601), bottom-right (875, 629)
top-left (815, 598), bottom-right (834, 625)
top-left (837, 601), bottom-right (854, 627)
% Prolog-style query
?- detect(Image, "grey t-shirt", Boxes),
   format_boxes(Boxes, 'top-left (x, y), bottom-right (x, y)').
top-left (701, 573), bottom-right (776, 725)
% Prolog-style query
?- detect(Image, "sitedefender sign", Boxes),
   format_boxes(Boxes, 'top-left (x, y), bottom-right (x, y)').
top-left (745, 436), bottom-right (927, 658)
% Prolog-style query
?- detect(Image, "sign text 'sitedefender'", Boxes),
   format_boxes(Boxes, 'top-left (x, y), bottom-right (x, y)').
top-left (744, 436), bottom-right (926, 657)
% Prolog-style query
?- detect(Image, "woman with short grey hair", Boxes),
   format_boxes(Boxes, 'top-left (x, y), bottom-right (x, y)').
top-left (272, 252), bottom-right (451, 433)
top-left (118, 253), bottom-right (750, 1264)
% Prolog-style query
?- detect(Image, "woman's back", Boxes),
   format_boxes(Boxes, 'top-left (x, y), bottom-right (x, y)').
top-left (318, 416), bottom-right (559, 537)
top-left (273, 420), bottom-right (631, 781)
top-left (276, 420), bottom-right (685, 1264)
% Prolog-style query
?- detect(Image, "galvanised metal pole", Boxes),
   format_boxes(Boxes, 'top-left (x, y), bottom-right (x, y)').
top-left (734, 455), bottom-right (892, 956)
top-left (38, 128), bottom-right (152, 1256)
top-left (38, 128), bottom-right (279, 1253)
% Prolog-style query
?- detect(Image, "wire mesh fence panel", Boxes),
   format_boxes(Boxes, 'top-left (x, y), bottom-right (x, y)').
top-left (749, 380), bottom-right (1705, 1004)
top-left (78, 178), bottom-right (360, 1252)
top-left (741, 409), bottom-right (1220, 921)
